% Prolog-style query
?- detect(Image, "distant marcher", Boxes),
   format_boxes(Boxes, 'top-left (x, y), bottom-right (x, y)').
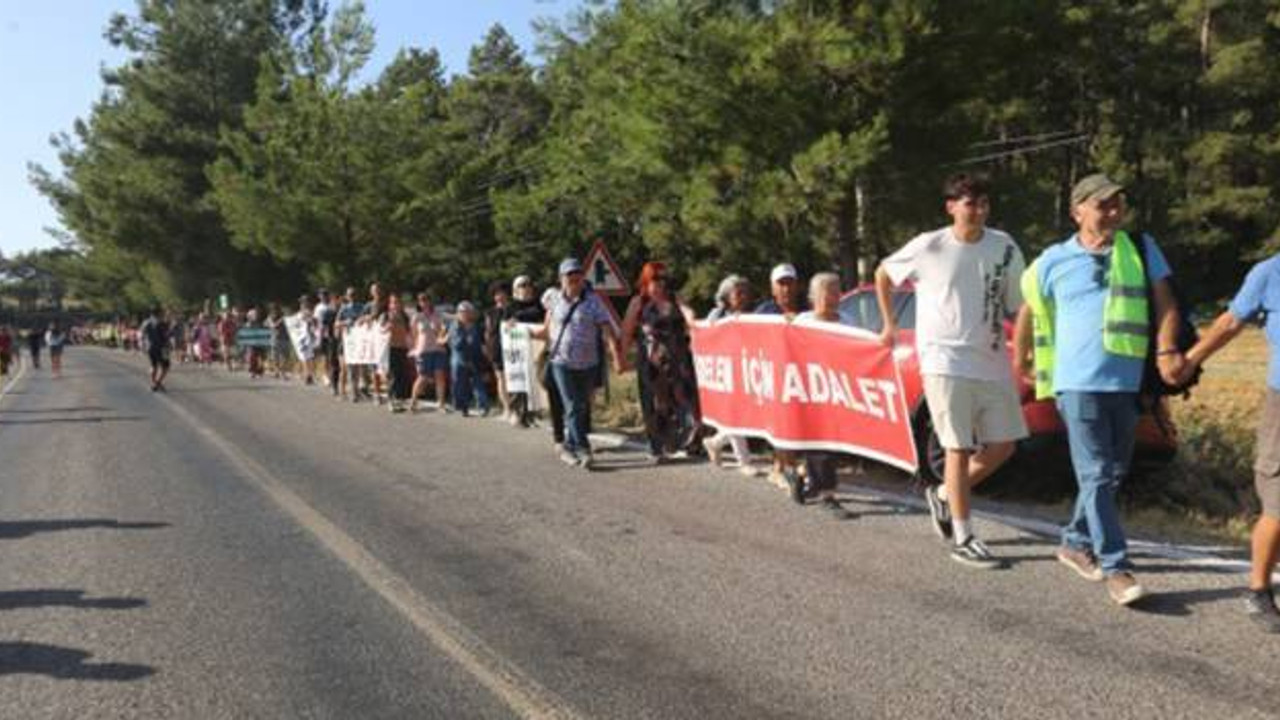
top-left (337, 287), bottom-right (367, 401)
top-left (0, 325), bottom-right (14, 377)
top-left (531, 258), bottom-right (624, 469)
top-left (381, 294), bottom-right (412, 413)
top-left (878, 173), bottom-right (1026, 569)
top-left (296, 295), bottom-right (318, 385)
top-left (410, 293), bottom-right (448, 413)
top-left (365, 282), bottom-right (389, 404)
top-left (194, 312), bottom-right (215, 366)
top-left (245, 307), bottom-right (265, 378)
top-left (448, 301), bottom-right (490, 417)
top-left (139, 308), bottom-right (171, 392)
top-left (539, 286), bottom-right (568, 450)
top-left (485, 281), bottom-right (513, 421)
top-left (1015, 173), bottom-right (1184, 606)
top-left (170, 315), bottom-right (188, 364)
top-left (266, 302), bottom-right (290, 380)
top-left (45, 322), bottom-right (67, 378)
top-left (505, 276), bottom-right (546, 427)
top-left (795, 273), bottom-right (853, 518)
top-left (218, 310), bottom-right (238, 372)
top-left (26, 328), bottom-right (41, 369)
top-left (702, 274), bottom-right (759, 476)
top-left (621, 262), bottom-right (701, 464)
top-left (314, 289), bottom-right (340, 395)
top-left (1183, 255), bottom-right (1280, 632)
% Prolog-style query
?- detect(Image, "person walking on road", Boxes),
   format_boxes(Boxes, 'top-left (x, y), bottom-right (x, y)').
top-left (505, 276), bottom-right (546, 427)
top-left (409, 293), bottom-right (448, 413)
top-left (447, 301), bottom-right (490, 417)
top-left (621, 261), bottom-right (701, 464)
top-left (0, 325), bottom-right (13, 378)
top-left (1015, 172), bottom-right (1185, 606)
top-left (702, 274), bottom-right (759, 477)
top-left (218, 310), bottom-right (239, 372)
top-left (337, 287), bottom-right (367, 401)
top-left (795, 273), bottom-right (854, 518)
top-left (26, 327), bottom-right (42, 370)
top-left (485, 281), bottom-right (513, 421)
top-left (314, 289), bottom-right (341, 395)
top-left (531, 258), bottom-right (624, 469)
top-left (1181, 255), bottom-right (1280, 632)
top-left (45, 322), bottom-right (67, 378)
top-left (756, 263), bottom-right (806, 491)
top-left (877, 173), bottom-right (1027, 570)
top-left (380, 293), bottom-right (413, 413)
top-left (140, 307), bottom-right (171, 392)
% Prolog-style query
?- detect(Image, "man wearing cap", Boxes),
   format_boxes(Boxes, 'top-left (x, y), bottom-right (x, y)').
top-left (1015, 172), bottom-right (1184, 607)
top-left (876, 173), bottom-right (1027, 570)
top-left (756, 263), bottom-right (807, 494)
top-left (755, 264), bottom-right (806, 316)
top-left (531, 258), bottom-right (624, 468)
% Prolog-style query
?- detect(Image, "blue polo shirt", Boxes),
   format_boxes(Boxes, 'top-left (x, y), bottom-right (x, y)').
top-left (1228, 255), bottom-right (1280, 391)
top-left (1033, 233), bottom-right (1171, 393)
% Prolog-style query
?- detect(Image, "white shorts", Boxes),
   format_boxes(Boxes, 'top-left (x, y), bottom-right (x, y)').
top-left (922, 374), bottom-right (1028, 451)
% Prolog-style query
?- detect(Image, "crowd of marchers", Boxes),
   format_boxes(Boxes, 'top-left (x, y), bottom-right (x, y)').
top-left (18, 171), bottom-right (1280, 634)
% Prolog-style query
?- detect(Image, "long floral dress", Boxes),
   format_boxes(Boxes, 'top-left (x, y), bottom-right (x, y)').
top-left (637, 299), bottom-right (700, 455)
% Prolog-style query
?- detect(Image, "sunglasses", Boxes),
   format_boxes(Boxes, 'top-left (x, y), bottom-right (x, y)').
top-left (1091, 253), bottom-right (1109, 287)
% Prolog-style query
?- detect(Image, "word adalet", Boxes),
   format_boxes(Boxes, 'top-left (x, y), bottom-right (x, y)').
top-left (695, 351), bottom-right (901, 423)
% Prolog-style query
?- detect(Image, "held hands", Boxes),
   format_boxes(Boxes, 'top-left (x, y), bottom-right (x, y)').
top-left (1156, 351), bottom-right (1190, 386)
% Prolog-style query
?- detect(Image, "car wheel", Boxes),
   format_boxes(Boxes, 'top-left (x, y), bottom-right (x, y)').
top-left (912, 407), bottom-right (946, 485)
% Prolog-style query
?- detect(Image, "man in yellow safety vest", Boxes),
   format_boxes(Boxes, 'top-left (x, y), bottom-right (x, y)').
top-left (1014, 173), bottom-right (1185, 607)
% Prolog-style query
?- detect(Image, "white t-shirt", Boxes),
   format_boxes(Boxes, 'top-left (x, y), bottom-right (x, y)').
top-left (881, 226), bottom-right (1025, 382)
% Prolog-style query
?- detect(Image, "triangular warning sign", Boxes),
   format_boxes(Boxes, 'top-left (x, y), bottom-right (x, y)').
top-left (582, 240), bottom-right (631, 296)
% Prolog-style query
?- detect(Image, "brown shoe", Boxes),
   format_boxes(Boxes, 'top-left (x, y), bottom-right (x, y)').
top-left (1106, 572), bottom-right (1147, 606)
top-left (1056, 546), bottom-right (1104, 582)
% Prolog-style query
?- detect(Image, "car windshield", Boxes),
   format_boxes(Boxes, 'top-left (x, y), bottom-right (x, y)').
top-left (839, 290), bottom-right (915, 333)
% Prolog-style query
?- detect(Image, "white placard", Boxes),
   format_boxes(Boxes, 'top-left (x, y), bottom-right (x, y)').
top-left (285, 313), bottom-right (315, 361)
top-left (343, 321), bottom-right (390, 367)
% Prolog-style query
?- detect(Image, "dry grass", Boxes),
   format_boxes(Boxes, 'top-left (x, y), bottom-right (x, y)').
top-left (1142, 326), bottom-right (1270, 540)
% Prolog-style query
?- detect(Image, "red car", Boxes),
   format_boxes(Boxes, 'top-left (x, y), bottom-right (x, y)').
top-left (839, 284), bottom-right (1178, 484)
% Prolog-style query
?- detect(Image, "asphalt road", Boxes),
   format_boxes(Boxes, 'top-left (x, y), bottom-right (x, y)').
top-left (1, 348), bottom-right (1277, 719)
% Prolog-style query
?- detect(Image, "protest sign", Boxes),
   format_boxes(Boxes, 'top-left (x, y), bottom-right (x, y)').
top-left (284, 313), bottom-right (314, 361)
top-left (234, 327), bottom-right (273, 349)
top-left (691, 316), bottom-right (917, 472)
top-left (343, 322), bottom-right (389, 367)
top-left (500, 323), bottom-right (545, 410)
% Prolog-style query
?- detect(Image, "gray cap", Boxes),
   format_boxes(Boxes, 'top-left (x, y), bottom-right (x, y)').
top-left (558, 258), bottom-right (583, 276)
top-left (457, 300), bottom-right (476, 314)
top-left (1071, 173), bottom-right (1124, 206)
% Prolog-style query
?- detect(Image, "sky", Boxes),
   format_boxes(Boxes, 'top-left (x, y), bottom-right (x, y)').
top-left (0, 0), bottom-right (569, 259)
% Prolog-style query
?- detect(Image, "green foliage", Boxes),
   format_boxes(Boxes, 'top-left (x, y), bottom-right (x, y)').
top-left (29, 0), bottom-right (1280, 313)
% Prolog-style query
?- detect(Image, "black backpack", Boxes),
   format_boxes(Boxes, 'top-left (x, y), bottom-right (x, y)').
top-left (1133, 231), bottom-right (1200, 397)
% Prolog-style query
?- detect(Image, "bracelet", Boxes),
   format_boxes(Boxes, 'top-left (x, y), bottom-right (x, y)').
top-left (1156, 348), bottom-right (1180, 356)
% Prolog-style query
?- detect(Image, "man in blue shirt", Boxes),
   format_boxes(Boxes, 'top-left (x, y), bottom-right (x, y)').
top-left (1184, 256), bottom-right (1280, 633)
top-left (1015, 173), bottom-right (1184, 607)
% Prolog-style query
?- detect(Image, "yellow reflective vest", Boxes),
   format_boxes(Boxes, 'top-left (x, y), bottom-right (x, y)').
top-left (1021, 231), bottom-right (1149, 400)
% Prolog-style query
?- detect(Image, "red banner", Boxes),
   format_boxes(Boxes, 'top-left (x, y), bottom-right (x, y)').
top-left (691, 316), bottom-right (918, 472)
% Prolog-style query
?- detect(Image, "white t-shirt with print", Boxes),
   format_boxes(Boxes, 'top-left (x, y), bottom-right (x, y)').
top-left (881, 226), bottom-right (1025, 382)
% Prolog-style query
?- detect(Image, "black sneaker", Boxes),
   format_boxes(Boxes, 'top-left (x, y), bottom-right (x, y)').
top-left (925, 485), bottom-right (953, 541)
top-left (1244, 588), bottom-right (1280, 634)
top-left (950, 536), bottom-right (1000, 570)
top-left (820, 496), bottom-right (851, 520)
top-left (785, 468), bottom-right (806, 505)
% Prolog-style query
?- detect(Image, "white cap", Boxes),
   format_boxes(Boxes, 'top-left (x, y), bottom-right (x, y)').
top-left (770, 263), bottom-right (798, 283)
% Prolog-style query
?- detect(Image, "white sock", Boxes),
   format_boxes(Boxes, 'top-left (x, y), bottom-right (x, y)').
top-left (953, 518), bottom-right (972, 545)
top-left (936, 484), bottom-right (949, 502)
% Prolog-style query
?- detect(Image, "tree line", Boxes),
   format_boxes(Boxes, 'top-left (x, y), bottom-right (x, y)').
top-left (26, 0), bottom-right (1280, 314)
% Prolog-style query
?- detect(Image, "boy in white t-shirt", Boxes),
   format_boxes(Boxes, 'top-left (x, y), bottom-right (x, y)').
top-left (875, 173), bottom-right (1028, 569)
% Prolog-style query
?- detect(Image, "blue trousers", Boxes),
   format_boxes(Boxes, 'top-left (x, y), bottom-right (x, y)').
top-left (1056, 391), bottom-right (1139, 574)
top-left (450, 362), bottom-right (489, 412)
top-left (551, 363), bottom-right (596, 454)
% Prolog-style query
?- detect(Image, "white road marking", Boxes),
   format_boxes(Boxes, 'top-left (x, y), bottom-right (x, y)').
top-left (1, 352), bottom-right (28, 405)
top-left (139, 368), bottom-right (585, 720)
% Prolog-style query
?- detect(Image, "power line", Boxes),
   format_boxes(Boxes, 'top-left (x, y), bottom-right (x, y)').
top-left (950, 133), bottom-right (1089, 166)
